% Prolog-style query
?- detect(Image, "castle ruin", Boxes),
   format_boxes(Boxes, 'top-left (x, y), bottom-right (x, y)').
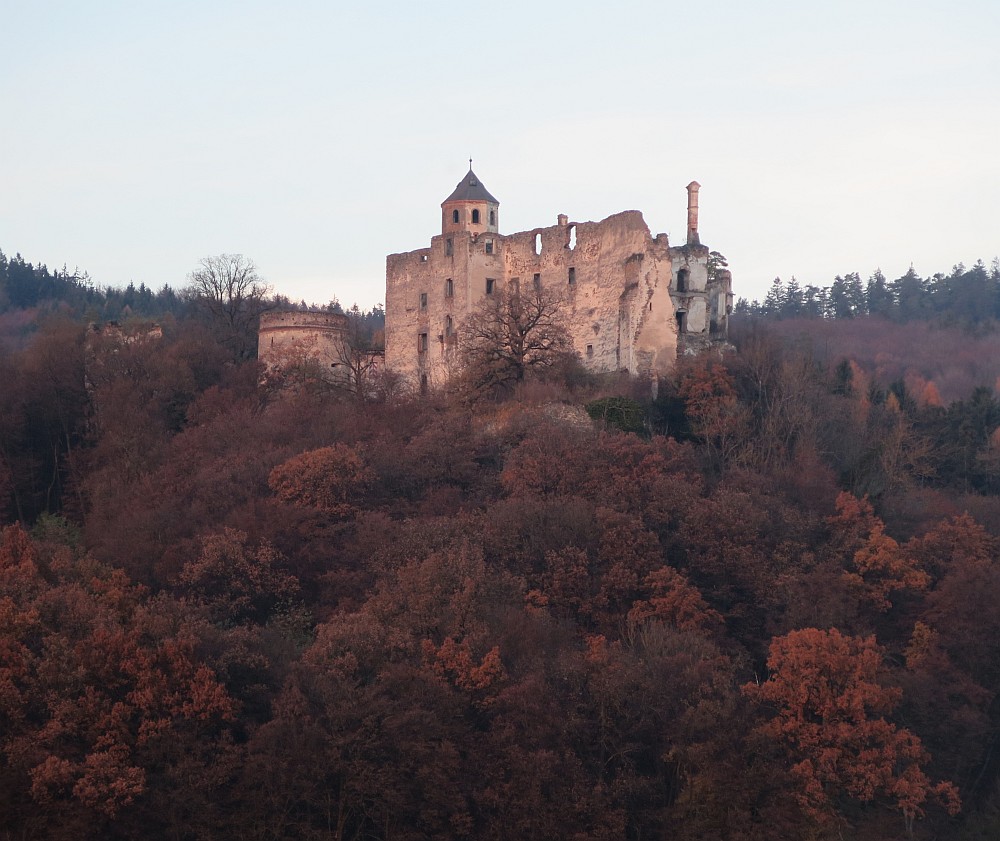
top-left (384, 168), bottom-right (733, 391)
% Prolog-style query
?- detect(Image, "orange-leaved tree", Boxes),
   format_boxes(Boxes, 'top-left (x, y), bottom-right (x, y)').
top-left (829, 492), bottom-right (929, 611)
top-left (744, 627), bottom-right (959, 834)
top-left (268, 443), bottom-right (373, 517)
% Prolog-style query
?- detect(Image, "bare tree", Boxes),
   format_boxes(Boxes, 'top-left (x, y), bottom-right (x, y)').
top-left (458, 283), bottom-right (575, 397)
top-left (330, 311), bottom-right (385, 403)
top-left (186, 254), bottom-right (272, 360)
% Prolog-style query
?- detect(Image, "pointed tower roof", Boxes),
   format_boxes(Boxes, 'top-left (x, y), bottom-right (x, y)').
top-left (442, 167), bottom-right (499, 205)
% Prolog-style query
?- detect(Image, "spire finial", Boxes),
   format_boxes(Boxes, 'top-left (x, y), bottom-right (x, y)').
top-left (469, 157), bottom-right (473, 170)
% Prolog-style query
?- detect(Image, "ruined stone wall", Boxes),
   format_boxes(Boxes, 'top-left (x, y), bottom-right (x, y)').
top-left (385, 207), bottom-right (730, 389)
top-left (258, 311), bottom-right (351, 379)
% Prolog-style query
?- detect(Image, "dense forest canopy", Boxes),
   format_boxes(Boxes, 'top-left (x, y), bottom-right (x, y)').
top-left (4, 244), bottom-right (1000, 840)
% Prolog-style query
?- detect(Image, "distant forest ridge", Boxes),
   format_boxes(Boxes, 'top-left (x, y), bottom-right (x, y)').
top-left (0, 248), bottom-right (384, 324)
top-left (736, 259), bottom-right (1000, 322)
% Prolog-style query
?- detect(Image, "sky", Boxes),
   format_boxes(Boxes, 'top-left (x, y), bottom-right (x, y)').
top-left (2, 0), bottom-right (998, 310)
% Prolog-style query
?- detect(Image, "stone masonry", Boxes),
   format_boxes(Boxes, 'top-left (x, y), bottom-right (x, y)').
top-left (385, 168), bottom-right (733, 392)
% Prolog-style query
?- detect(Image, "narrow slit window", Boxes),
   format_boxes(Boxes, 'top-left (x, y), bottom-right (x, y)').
top-left (534, 233), bottom-right (542, 255)
top-left (445, 278), bottom-right (453, 297)
top-left (586, 344), bottom-right (594, 358)
top-left (418, 332), bottom-right (429, 352)
top-left (567, 225), bottom-right (577, 250)
top-left (533, 273), bottom-right (541, 289)
top-left (486, 278), bottom-right (496, 295)
top-left (445, 238), bottom-right (453, 256)
top-left (445, 315), bottom-right (453, 336)
top-left (489, 210), bottom-right (495, 226)
top-left (420, 292), bottom-right (427, 309)
top-left (452, 209), bottom-right (460, 223)
top-left (568, 267), bottom-right (576, 285)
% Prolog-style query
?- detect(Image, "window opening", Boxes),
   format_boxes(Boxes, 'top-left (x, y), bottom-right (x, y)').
top-left (533, 273), bottom-right (541, 289)
top-left (420, 254), bottom-right (427, 262)
top-left (445, 238), bottom-right (453, 256)
top-left (472, 209), bottom-right (480, 224)
top-left (568, 267), bottom-right (576, 285)
top-left (489, 210), bottom-right (495, 225)
top-left (676, 269), bottom-right (689, 292)
top-left (486, 278), bottom-right (496, 295)
top-left (445, 278), bottom-right (453, 297)
top-left (418, 332), bottom-right (428, 352)
top-left (452, 209), bottom-right (460, 223)
top-left (445, 315), bottom-right (453, 336)
top-left (586, 344), bottom-right (594, 358)
top-left (567, 225), bottom-right (577, 250)
top-left (485, 239), bottom-right (494, 255)
top-left (534, 233), bottom-right (542, 255)
top-left (675, 312), bottom-right (687, 334)
top-left (420, 292), bottom-right (427, 309)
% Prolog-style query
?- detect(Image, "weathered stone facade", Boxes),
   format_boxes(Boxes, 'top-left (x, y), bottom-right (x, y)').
top-left (258, 310), bottom-right (351, 378)
top-left (385, 169), bottom-right (733, 391)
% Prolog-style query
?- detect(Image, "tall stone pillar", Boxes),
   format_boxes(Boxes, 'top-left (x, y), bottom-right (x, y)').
top-left (686, 181), bottom-right (701, 245)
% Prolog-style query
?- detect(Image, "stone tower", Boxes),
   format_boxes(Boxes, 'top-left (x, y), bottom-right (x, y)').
top-left (441, 166), bottom-right (500, 236)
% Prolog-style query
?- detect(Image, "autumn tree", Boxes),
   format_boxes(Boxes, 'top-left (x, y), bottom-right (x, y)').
top-left (677, 358), bottom-right (749, 472)
top-left (744, 628), bottom-right (959, 834)
top-left (829, 492), bottom-right (929, 611)
top-left (458, 283), bottom-right (575, 398)
top-left (268, 443), bottom-right (373, 517)
top-left (185, 253), bottom-right (272, 360)
top-left (0, 524), bottom-right (237, 837)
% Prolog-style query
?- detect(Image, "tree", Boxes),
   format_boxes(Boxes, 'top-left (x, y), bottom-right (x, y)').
top-left (458, 284), bottom-right (574, 397)
top-left (185, 254), bottom-right (271, 360)
top-left (744, 628), bottom-right (959, 834)
top-left (329, 306), bottom-right (386, 403)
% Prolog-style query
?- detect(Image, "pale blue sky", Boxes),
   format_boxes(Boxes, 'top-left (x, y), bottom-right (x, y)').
top-left (2, 0), bottom-right (997, 309)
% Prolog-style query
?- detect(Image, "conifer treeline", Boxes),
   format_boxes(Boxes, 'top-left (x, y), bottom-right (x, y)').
top-left (737, 260), bottom-right (1000, 323)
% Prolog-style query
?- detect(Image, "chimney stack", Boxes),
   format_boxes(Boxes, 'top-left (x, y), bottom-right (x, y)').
top-left (686, 181), bottom-right (701, 245)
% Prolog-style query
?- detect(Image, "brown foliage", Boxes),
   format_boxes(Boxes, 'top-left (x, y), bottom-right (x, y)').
top-left (830, 492), bottom-right (930, 611)
top-left (268, 443), bottom-right (373, 516)
top-left (745, 628), bottom-right (960, 831)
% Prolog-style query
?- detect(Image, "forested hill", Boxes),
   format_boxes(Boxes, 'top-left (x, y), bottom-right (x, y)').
top-left (0, 247), bottom-right (385, 351)
top-left (0, 248), bottom-right (186, 324)
top-left (6, 246), bottom-right (1000, 839)
top-left (737, 259), bottom-right (1000, 323)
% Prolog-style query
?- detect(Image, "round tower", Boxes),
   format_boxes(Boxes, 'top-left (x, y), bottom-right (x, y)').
top-left (441, 164), bottom-right (499, 236)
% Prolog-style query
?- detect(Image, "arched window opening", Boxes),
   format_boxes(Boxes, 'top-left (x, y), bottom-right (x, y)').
top-left (452, 209), bottom-right (460, 223)
top-left (489, 210), bottom-right (495, 226)
top-left (472, 209), bottom-right (480, 224)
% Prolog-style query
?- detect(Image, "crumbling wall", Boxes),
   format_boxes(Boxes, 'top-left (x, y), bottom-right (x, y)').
top-left (258, 311), bottom-right (351, 380)
top-left (385, 200), bottom-right (731, 390)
